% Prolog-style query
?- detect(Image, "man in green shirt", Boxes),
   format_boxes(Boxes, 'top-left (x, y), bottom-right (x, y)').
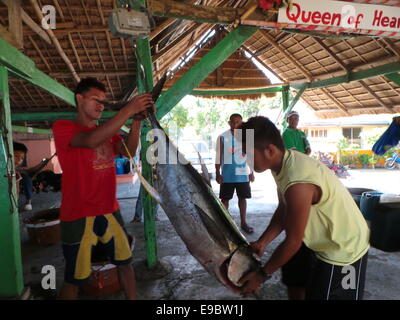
top-left (282, 111), bottom-right (311, 155)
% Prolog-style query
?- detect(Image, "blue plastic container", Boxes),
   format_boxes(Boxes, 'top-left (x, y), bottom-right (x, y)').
top-left (115, 158), bottom-right (125, 175)
top-left (360, 192), bottom-right (383, 221)
top-left (347, 188), bottom-right (376, 209)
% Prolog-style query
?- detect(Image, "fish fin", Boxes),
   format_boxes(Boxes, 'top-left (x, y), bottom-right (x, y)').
top-left (191, 143), bottom-right (211, 186)
top-left (129, 160), bottom-right (162, 204)
top-left (194, 203), bottom-right (231, 252)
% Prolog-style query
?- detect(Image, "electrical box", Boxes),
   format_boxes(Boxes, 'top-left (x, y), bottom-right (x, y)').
top-left (109, 8), bottom-right (151, 39)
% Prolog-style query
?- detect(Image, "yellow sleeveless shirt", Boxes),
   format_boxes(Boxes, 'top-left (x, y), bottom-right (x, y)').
top-left (273, 150), bottom-right (370, 265)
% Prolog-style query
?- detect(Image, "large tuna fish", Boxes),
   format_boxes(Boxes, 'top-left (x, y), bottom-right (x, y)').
top-left (137, 113), bottom-right (263, 293)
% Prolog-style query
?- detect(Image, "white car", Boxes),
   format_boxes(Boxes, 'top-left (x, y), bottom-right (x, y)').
top-left (177, 140), bottom-right (215, 180)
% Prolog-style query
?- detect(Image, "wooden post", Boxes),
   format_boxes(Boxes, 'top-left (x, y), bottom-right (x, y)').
top-left (0, 66), bottom-right (24, 297)
top-left (7, 0), bottom-right (23, 49)
top-left (131, 0), bottom-right (158, 269)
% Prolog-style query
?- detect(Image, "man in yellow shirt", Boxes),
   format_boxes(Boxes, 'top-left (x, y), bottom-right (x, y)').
top-left (238, 116), bottom-right (370, 300)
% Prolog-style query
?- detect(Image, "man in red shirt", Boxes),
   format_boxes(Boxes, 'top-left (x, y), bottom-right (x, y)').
top-left (53, 78), bottom-right (153, 300)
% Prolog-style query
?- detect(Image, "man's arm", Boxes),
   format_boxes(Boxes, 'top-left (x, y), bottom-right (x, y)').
top-left (240, 183), bottom-right (317, 294)
top-left (250, 191), bottom-right (285, 256)
top-left (117, 119), bottom-right (141, 158)
top-left (262, 183), bottom-right (315, 275)
top-left (71, 94), bottom-right (153, 149)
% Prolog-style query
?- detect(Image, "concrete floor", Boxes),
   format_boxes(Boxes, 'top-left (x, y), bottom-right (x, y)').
top-left (18, 169), bottom-right (400, 300)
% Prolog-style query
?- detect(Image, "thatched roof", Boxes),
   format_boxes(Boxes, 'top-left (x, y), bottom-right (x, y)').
top-left (2, 0), bottom-right (400, 128)
top-left (164, 27), bottom-right (275, 100)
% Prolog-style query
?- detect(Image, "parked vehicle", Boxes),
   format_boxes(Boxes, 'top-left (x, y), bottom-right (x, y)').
top-left (384, 152), bottom-right (400, 169)
top-left (317, 152), bottom-right (350, 179)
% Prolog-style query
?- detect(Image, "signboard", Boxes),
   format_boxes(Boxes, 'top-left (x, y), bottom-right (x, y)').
top-left (278, 0), bottom-right (400, 33)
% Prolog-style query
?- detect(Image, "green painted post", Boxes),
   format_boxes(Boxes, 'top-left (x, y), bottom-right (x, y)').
top-left (132, 0), bottom-right (158, 269)
top-left (156, 26), bottom-right (257, 119)
top-left (283, 84), bottom-right (308, 119)
top-left (281, 86), bottom-right (290, 129)
top-left (0, 66), bottom-right (24, 297)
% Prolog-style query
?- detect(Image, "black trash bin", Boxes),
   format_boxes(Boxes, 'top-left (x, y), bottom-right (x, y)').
top-left (370, 202), bottom-right (400, 252)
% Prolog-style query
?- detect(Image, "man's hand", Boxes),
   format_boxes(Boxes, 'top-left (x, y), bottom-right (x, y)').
top-left (124, 93), bottom-right (154, 118)
top-left (238, 270), bottom-right (266, 295)
top-left (216, 173), bottom-right (223, 184)
top-left (305, 147), bottom-right (312, 155)
top-left (249, 172), bottom-right (255, 183)
top-left (250, 240), bottom-right (266, 257)
top-left (393, 116), bottom-right (400, 126)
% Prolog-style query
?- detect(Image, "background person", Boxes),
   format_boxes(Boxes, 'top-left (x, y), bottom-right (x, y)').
top-left (215, 113), bottom-right (255, 234)
top-left (282, 111), bottom-right (311, 155)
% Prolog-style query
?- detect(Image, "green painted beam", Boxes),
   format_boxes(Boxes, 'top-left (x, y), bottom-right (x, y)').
top-left (284, 84), bottom-right (308, 118)
top-left (293, 62), bottom-right (400, 90)
top-left (11, 111), bottom-right (117, 122)
top-left (16, 67), bottom-right (75, 106)
top-left (132, 0), bottom-right (159, 269)
top-left (191, 86), bottom-right (283, 96)
top-left (0, 37), bottom-right (75, 106)
top-left (12, 125), bottom-right (52, 135)
top-left (156, 26), bottom-right (257, 119)
top-left (0, 66), bottom-right (24, 297)
top-left (0, 37), bottom-right (35, 78)
top-left (385, 73), bottom-right (400, 86)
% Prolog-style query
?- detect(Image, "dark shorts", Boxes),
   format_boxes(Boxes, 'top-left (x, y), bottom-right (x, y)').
top-left (61, 210), bottom-right (133, 285)
top-left (282, 244), bottom-right (368, 300)
top-left (219, 182), bottom-right (251, 200)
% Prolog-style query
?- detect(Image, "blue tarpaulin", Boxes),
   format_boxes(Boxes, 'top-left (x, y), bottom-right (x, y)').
top-left (372, 121), bottom-right (400, 156)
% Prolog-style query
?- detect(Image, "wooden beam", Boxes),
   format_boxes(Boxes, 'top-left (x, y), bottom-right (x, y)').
top-left (53, 0), bottom-right (65, 22)
top-left (153, 23), bottom-right (200, 62)
top-left (259, 30), bottom-right (313, 82)
top-left (0, 23), bottom-right (19, 48)
top-left (381, 38), bottom-right (400, 58)
top-left (320, 88), bottom-right (349, 115)
top-left (68, 33), bottom-right (83, 71)
top-left (150, 18), bottom-right (177, 40)
top-left (240, 45), bottom-right (285, 82)
top-left (7, 0), bottom-right (23, 49)
top-left (29, 0), bottom-right (80, 83)
top-left (95, 0), bottom-right (106, 26)
top-left (156, 26), bottom-right (257, 119)
top-left (313, 38), bottom-right (348, 72)
top-left (28, 36), bottom-right (51, 72)
top-left (21, 8), bottom-right (52, 45)
top-left (156, 24), bottom-right (212, 76)
top-left (359, 80), bottom-right (394, 113)
top-left (148, 0), bottom-right (246, 24)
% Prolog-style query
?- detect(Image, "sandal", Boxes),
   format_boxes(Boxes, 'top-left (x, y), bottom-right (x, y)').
top-left (241, 225), bottom-right (254, 234)
top-left (131, 217), bottom-right (141, 223)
